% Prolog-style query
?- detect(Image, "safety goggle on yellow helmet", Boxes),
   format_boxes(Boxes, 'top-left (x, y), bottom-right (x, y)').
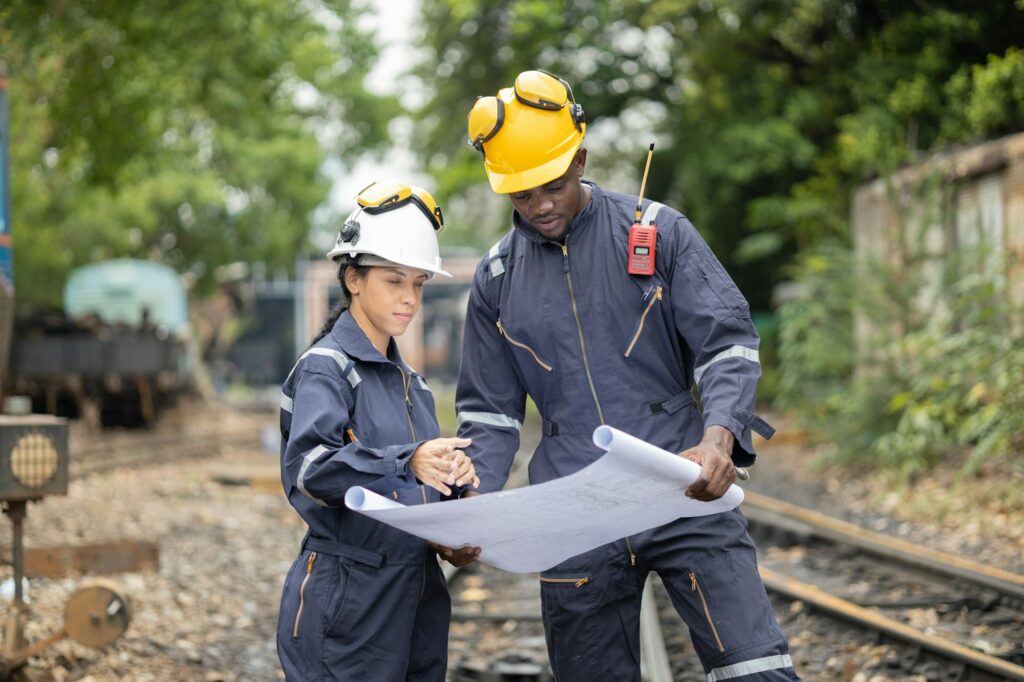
top-left (356, 180), bottom-right (444, 232)
top-left (467, 70), bottom-right (587, 194)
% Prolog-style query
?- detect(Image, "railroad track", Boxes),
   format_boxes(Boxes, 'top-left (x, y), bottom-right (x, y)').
top-left (72, 419), bottom-right (1023, 680)
top-left (445, 486), bottom-right (1024, 681)
top-left (444, 551), bottom-right (685, 682)
top-left (743, 490), bottom-right (1024, 681)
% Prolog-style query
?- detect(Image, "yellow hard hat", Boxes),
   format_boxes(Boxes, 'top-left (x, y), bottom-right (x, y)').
top-left (467, 70), bottom-right (586, 194)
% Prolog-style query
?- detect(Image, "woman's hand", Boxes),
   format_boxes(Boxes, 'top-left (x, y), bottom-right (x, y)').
top-left (429, 542), bottom-right (481, 567)
top-left (411, 437), bottom-right (479, 496)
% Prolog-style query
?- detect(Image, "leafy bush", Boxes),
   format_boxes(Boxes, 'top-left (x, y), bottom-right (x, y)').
top-left (778, 239), bottom-right (1024, 474)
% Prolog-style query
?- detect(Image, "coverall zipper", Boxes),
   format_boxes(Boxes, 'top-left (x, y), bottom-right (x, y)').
top-left (539, 576), bottom-right (590, 587)
top-left (560, 243), bottom-right (605, 424)
top-left (625, 536), bottom-right (637, 566)
top-left (691, 571), bottom-right (725, 652)
top-left (496, 320), bottom-right (553, 371)
top-left (624, 286), bottom-right (663, 358)
top-left (398, 367), bottom-right (417, 440)
top-left (292, 552), bottom-right (317, 638)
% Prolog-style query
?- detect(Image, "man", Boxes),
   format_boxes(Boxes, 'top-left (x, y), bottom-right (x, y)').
top-left (455, 69), bottom-right (799, 681)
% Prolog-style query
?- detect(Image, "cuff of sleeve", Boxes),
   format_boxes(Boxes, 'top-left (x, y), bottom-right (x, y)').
top-left (390, 441), bottom-right (424, 476)
top-left (705, 407), bottom-right (775, 468)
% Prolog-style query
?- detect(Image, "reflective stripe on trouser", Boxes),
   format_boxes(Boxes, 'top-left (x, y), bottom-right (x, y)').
top-left (538, 509), bottom-right (798, 682)
top-left (277, 548), bottom-right (450, 681)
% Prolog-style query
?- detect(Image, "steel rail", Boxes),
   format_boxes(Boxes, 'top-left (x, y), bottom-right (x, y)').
top-left (639, 580), bottom-right (673, 682)
top-left (444, 563), bottom-right (675, 682)
top-left (760, 566), bottom-right (1024, 681)
top-left (743, 490), bottom-right (1024, 603)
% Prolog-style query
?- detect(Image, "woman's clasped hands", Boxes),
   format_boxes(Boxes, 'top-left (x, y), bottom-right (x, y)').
top-left (410, 437), bottom-right (482, 567)
top-left (410, 437), bottom-right (480, 497)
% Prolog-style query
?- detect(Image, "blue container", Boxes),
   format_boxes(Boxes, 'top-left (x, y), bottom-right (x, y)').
top-left (63, 260), bottom-right (188, 335)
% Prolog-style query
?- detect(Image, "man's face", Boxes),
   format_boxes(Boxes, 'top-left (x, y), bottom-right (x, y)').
top-left (508, 150), bottom-right (588, 241)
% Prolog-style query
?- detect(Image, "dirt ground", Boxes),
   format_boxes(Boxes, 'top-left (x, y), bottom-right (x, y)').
top-left (1, 405), bottom-right (296, 681)
top-left (1, 403), bottom-right (1020, 681)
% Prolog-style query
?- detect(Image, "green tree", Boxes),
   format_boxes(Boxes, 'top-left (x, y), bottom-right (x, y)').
top-left (1, 0), bottom-right (398, 309)
top-left (412, 0), bottom-right (1024, 309)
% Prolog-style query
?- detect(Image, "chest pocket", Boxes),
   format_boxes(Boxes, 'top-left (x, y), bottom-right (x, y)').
top-left (623, 283), bottom-right (665, 358)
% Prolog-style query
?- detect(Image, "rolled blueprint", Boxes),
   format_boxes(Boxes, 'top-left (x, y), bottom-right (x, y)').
top-left (345, 425), bottom-right (744, 572)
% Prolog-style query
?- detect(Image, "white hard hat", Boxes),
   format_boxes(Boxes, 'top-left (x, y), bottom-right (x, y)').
top-left (326, 180), bottom-right (451, 278)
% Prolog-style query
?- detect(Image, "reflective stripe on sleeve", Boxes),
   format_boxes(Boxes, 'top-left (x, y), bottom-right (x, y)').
top-left (285, 348), bottom-right (361, 388)
top-left (694, 345), bottom-right (760, 385)
top-left (296, 445), bottom-right (331, 507)
top-left (457, 411), bottom-right (522, 431)
top-left (415, 375), bottom-right (430, 392)
top-left (706, 654), bottom-right (794, 681)
top-left (642, 201), bottom-right (664, 226)
top-left (487, 240), bottom-right (505, 278)
top-left (280, 392), bottom-right (294, 413)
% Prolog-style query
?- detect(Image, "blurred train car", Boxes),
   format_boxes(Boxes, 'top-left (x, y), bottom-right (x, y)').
top-left (7, 259), bottom-right (190, 427)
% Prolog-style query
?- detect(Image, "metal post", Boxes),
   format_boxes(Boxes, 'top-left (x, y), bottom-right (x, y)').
top-left (2, 501), bottom-right (28, 672)
top-left (7, 501), bottom-right (25, 604)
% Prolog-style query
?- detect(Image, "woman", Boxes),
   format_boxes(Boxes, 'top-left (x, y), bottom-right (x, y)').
top-left (277, 180), bottom-right (479, 681)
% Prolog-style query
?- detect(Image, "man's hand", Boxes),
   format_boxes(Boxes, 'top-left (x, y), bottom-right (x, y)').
top-left (678, 425), bottom-right (736, 501)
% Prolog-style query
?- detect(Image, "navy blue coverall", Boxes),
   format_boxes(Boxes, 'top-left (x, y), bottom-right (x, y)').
top-left (455, 182), bottom-right (798, 681)
top-left (277, 311), bottom-right (449, 681)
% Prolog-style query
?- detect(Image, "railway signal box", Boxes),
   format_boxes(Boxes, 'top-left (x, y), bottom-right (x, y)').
top-left (0, 415), bottom-right (68, 501)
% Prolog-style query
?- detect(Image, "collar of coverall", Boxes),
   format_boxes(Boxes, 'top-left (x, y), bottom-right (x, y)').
top-left (511, 180), bottom-right (600, 244)
top-left (330, 310), bottom-right (416, 373)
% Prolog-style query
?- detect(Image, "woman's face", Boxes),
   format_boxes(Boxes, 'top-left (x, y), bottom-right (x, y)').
top-left (346, 265), bottom-right (428, 348)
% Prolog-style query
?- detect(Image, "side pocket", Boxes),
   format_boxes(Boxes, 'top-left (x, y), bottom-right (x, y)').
top-left (278, 550), bottom-right (336, 681)
top-left (324, 560), bottom-right (354, 640)
top-left (539, 575), bottom-right (591, 588)
top-left (539, 573), bottom-right (599, 680)
top-left (682, 550), bottom-right (785, 658)
top-left (690, 571), bottom-right (725, 653)
top-left (292, 552), bottom-right (318, 639)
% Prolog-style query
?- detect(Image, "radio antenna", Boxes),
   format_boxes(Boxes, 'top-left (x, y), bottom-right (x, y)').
top-left (634, 142), bottom-right (655, 221)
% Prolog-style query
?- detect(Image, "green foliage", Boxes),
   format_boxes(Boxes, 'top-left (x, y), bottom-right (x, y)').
top-left (778, 238), bottom-right (1024, 474)
top-left (775, 244), bottom-right (856, 419)
top-left (412, 1), bottom-right (1024, 308)
top-left (1, 0), bottom-right (398, 309)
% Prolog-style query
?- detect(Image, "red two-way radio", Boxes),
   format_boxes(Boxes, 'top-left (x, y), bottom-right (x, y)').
top-left (628, 143), bottom-right (656, 276)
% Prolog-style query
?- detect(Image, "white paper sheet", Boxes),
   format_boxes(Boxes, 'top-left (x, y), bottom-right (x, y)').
top-left (344, 425), bottom-right (743, 572)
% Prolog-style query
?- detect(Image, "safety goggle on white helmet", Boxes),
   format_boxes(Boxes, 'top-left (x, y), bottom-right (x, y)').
top-left (326, 180), bottom-right (451, 278)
